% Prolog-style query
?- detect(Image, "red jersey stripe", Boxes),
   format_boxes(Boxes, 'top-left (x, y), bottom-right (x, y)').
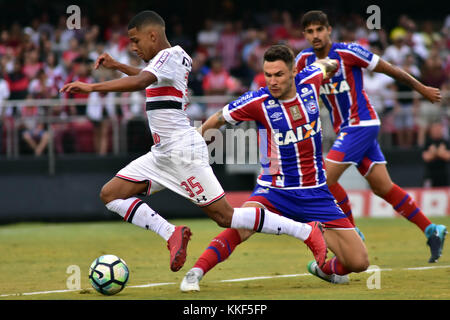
top-left (325, 93), bottom-right (343, 133)
top-left (146, 86), bottom-right (183, 98)
top-left (338, 52), bottom-right (361, 125)
top-left (287, 97), bottom-right (319, 186)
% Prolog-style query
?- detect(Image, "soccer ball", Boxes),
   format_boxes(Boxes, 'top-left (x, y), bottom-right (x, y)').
top-left (89, 254), bottom-right (129, 295)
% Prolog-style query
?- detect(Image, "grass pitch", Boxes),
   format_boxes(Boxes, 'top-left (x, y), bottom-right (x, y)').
top-left (0, 217), bottom-right (449, 300)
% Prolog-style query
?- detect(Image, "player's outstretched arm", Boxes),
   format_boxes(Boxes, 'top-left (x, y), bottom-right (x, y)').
top-left (312, 59), bottom-right (339, 79)
top-left (60, 71), bottom-right (156, 94)
top-left (94, 53), bottom-right (142, 76)
top-left (198, 110), bottom-right (227, 137)
top-left (373, 58), bottom-right (441, 103)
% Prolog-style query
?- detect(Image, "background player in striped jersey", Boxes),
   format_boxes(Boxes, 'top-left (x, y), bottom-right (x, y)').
top-left (61, 11), bottom-right (328, 274)
top-left (295, 10), bottom-right (447, 263)
top-left (180, 45), bottom-right (369, 291)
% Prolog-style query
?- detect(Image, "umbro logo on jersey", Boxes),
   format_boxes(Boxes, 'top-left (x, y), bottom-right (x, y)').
top-left (270, 112), bottom-right (283, 121)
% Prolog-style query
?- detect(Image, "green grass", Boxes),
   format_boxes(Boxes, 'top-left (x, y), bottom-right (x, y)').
top-left (0, 217), bottom-right (449, 300)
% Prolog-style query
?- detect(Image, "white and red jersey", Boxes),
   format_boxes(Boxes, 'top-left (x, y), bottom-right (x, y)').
top-left (142, 45), bottom-right (193, 149)
top-left (116, 46), bottom-right (225, 207)
top-left (223, 64), bottom-right (327, 189)
top-left (296, 42), bottom-right (380, 134)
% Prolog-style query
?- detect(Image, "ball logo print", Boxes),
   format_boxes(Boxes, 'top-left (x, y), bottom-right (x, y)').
top-left (89, 255), bottom-right (129, 295)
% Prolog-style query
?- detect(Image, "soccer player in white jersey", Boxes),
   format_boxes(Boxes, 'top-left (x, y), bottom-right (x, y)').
top-left (61, 11), bottom-right (328, 273)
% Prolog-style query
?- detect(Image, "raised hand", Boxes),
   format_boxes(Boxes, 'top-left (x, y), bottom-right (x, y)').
top-left (94, 53), bottom-right (118, 70)
top-left (60, 81), bottom-right (93, 94)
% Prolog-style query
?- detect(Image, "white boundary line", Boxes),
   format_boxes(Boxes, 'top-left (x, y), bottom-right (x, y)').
top-left (1, 265), bottom-right (449, 298)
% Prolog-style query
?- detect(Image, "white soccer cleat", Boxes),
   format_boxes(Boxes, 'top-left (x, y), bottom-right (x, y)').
top-left (180, 268), bottom-right (203, 292)
top-left (307, 261), bottom-right (349, 284)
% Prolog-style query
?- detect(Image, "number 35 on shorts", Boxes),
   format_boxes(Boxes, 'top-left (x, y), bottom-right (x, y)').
top-left (180, 176), bottom-right (205, 201)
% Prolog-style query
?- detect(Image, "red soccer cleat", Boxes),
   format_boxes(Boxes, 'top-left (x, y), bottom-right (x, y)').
top-left (167, 226), bottom-right (192, 272)
top-left (304, 221), bottom-right (327, 268)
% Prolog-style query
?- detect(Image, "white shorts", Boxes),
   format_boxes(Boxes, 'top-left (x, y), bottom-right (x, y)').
top-left (116, 137), bottom-right (225, 207)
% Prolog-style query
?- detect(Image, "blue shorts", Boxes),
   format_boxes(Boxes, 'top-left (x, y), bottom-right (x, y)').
top-left (247, 184), bottom-right (353, 229)
top-left (326, 126), bottom-right (386, 176)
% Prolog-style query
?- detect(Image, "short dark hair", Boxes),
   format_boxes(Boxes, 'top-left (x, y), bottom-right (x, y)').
top-left (301, 10), bottom-right (330, 29)
top-left (128, 10), bottom-right (165, 30)
top-left (263, 45), bottom-right (295, 69)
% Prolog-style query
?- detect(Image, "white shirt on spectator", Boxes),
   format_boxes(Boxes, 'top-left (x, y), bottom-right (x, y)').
top-left (197, 29), bottom-right (220, 57)
top-left (383, 44), bottom-right (411, 66)
top-left (363, 70), bottom-right (395, 114)
top-left (87, 92), bottom-right (116, 122)
top-left (0, 78), bottom-right (10, 101)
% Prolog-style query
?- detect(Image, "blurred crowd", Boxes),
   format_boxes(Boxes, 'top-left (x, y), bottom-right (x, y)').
top-left (0, 10), bottom-right (449, 157)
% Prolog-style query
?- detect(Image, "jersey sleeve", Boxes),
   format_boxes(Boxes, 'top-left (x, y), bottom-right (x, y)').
top-left (142, 49), bottom-right (174, 83)
top-left (295, 51), bottom-right (310, 73)
top-left (340, 43), bottom-right (379, 71)
top-left (296, 64), bottom-right (325, 94)
top-left (222, 91), bottom-right (262, 125)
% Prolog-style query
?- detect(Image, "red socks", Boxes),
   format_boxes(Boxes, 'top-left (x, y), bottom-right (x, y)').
top-left (321, 256), bottom-right (351, 275)
top-left (330, 183), bottom-right (431, 233)
top-left (194, 228), bottom-right (242, 274)
top-left (383, 184), bottom-right (431, 232)
top-left (328, 183), bottom-right (355, 226)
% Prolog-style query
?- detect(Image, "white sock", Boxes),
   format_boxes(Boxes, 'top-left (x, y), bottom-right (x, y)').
top-left (106, 198), bottom-right (175, 241)
top-left (230, 207), bottom-right (312, 241)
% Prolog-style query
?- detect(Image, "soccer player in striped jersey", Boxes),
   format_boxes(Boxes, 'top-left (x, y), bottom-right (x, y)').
top-left (61, 11), bottom-right (328, 274)
top-left (295, 10), bottom-right (447, 263)
top-left (180, 45), bottom-right (369, 291)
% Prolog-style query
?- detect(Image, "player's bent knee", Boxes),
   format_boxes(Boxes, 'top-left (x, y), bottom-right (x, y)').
top-left (99, 184), bottom-right (116, 205)
top-left (353, 260), bottom-right (370, 273)
top-left (347, 254), bottom-right (370, 273)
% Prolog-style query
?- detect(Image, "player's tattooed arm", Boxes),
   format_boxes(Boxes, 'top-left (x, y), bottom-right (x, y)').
top-left (197, 109), bottom-right (227, 137)
top-left (216, 109), bottom-right (226, 124)
top-left (374, 58), bottom-right (441, 103)
top-left (313, 59), bottom-right (339, 79)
